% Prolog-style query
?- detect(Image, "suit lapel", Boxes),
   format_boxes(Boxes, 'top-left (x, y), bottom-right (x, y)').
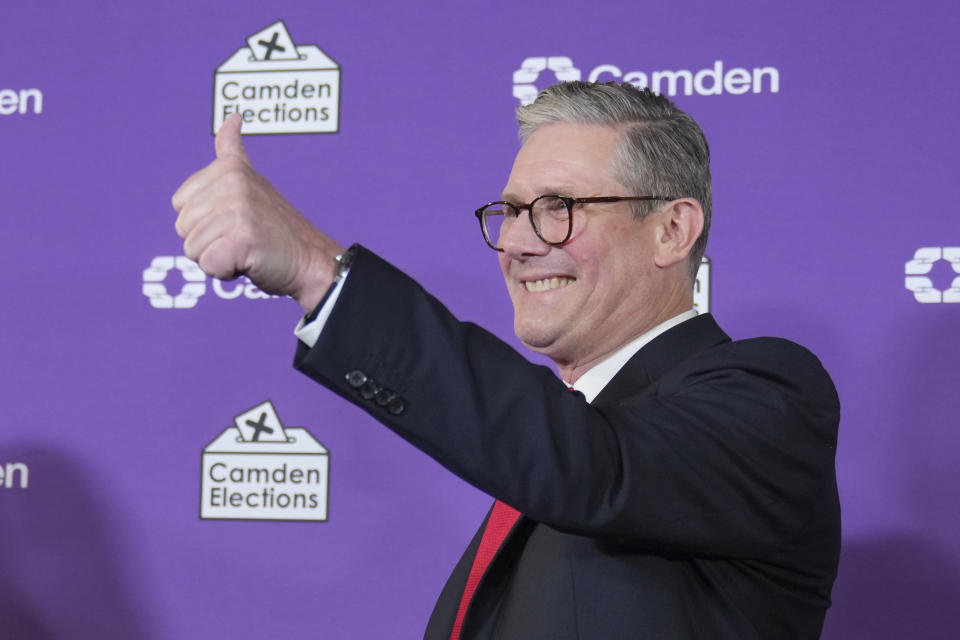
top-left (592, 313), bottom-right (730, 406)
top-left (457, 514), bottom-right (535, 638)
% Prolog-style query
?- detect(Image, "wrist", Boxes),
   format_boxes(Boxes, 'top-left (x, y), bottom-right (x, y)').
top-left (301, 246), bottom-right (356, 323)
top-left (293, 241), bottom-right (351, 312)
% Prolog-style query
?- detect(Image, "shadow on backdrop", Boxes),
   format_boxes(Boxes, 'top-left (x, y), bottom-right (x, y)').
top-left (0, 445), bottom-right (150, 639)
top-left (822, 534), bottom-right (960, 639)
top-left (824, 309), bottom-right (960, 638)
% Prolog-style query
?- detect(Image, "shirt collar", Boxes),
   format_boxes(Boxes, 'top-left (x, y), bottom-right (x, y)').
top-left (566, 309), bottom-right (698, 403)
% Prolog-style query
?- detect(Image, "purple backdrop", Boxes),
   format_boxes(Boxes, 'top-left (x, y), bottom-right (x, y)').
top-left (1, 0), bottom-right (958, 637)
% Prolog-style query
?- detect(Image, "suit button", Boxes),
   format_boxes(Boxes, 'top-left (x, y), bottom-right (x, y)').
top-left (345, 370), bottom-right (368, 388)
top-left (387, 396), bottom-right (405, 415)
top-left (360, 380), bottom-right (379, 400)
top-left (375, 389), bottom-right (393, 406)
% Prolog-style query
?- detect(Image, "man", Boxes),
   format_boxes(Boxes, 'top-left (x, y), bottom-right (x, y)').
top-left (173, 82), bottom-right (840, 639)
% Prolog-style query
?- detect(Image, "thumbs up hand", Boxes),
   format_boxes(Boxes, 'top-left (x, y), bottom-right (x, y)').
top-left (172, 113), bottom-right (344, 312)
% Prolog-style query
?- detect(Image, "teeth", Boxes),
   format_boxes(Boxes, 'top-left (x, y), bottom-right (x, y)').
top-left (524, 277), bottom-right (574, 292)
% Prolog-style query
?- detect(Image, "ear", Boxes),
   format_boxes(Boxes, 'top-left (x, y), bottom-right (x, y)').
top-left (652, 198), bottom-right (704, 270)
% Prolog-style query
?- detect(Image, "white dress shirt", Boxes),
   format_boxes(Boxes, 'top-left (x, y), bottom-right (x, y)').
top-left (564, 309), bottom-right (698, 403)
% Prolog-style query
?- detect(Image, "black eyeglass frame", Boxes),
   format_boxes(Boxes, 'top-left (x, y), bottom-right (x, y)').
top-left (474, 195), bottom-right (678, 251)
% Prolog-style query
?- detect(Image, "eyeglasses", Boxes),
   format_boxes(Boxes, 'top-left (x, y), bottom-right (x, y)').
top-left (474, 194), bottom-right (676, 251)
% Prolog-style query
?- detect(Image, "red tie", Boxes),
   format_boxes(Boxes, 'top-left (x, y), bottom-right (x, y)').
top-left (448, 499), bottom-right (521, 640)
top-left (449, 387), bottom-right (576, 638)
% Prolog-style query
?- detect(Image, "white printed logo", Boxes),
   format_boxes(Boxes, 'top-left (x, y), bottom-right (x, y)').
top-left (141, 256), bottom-right (281, 309)
top-left (512, 56), bottom-right (780, 105)
top-left (694, 257), bottom-right (711, 314)
top-left (142, 256), bottom-right (207, 309)
top-left (0, 462), bottom-right (29, 489)
top-left (905, 247), bottom-right (960, 303)
top-left (213, 20), bottom-right (341, 135)
top-left (200, 400), bottom-right (330, 521)
top-left (513, 57), bottom-right (582, 106)
top-left (0, 88), bottom-right (43, 115)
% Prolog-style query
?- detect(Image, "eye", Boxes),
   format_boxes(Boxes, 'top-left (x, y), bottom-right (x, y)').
top-left (542, 196), bottom-right (566, 210)
top-left (536, 196), bottom-right (569, 221)
top-left (502, 204), bottom-right (520, 218)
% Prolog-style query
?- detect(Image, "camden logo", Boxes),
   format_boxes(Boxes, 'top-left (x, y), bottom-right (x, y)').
top-left (0, 461), bottom-right (29, 489)
top-left (213, 20), bottom-right (341, 135)
top-left (512, 56), bottom-right (780, 105)
top-left (0, 88), bottom-right (42, 115)
top-left (905, 247), bottom-right (960, 303)
top-left (200, 400), bottom-right (330, 521)
top-left (142, 255), bottom-right (281, 309)
top-left (513, 57), bottom-right (583, 107)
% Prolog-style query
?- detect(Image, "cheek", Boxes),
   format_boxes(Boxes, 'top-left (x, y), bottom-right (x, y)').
top-left (497, 255), bottom-right (511, 281)
top-left (563, 241), bottom-right (599, 281)
top-left (567, 240), bottom-right (629, 301)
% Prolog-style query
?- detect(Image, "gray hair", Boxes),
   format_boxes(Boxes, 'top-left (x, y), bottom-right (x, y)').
top-left (517, 81), bottom-right (711, 281)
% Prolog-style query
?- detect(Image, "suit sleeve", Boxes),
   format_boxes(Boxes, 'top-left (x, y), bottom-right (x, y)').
top-left (294, 246), bottom-right (840, 557)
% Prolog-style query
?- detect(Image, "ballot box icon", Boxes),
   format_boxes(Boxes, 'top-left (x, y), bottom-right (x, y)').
top-left (213, 20), bottom-right (341, 135)
top-left (234, 399), bottom-right (288, 442)
top-left (200, 400), bottom-right (329, 521)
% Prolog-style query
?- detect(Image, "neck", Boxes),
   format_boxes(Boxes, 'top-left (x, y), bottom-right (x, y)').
top-left (556, 295), bottom-right (692, 384)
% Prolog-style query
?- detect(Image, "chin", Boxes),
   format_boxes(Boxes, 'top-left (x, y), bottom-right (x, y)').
top-left (514, 322), bottom-right (560, 355)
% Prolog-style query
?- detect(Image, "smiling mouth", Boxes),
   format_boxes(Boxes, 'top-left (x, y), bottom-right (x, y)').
top-left (523, 276), bottom-right (575, 292)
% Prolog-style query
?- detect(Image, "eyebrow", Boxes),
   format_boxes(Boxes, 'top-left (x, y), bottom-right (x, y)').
top-left (500, 186), bottom-right (578, 202)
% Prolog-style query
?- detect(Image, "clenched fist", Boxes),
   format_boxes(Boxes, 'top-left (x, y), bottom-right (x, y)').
top-left (172, 113), bottom-right (345, 312)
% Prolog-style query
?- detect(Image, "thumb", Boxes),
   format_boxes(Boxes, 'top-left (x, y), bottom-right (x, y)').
top-left (215, 113), bottom-right (249, 162)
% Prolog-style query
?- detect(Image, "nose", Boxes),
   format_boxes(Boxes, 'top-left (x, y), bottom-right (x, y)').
top-left (499, 210), bottom-right (550, 259)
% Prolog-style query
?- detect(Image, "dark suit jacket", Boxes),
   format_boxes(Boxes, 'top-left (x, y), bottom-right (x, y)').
top-left (295, 246), bottom-right (840, 639)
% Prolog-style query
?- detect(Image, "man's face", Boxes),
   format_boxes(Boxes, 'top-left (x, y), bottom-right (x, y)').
top-left (498, 122), bottom-right (671, 375)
